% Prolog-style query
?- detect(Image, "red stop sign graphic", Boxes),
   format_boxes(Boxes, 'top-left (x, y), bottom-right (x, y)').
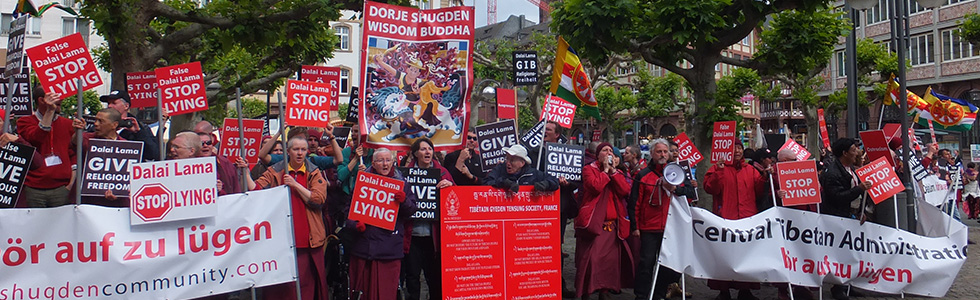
top-left (133, 184), bottom-right (173, 222)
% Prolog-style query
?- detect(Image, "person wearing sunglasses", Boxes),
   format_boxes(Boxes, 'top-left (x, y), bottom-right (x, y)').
top-left (442, 127), bottom-right (482, 185)
top-left (197, 131), bottom-right (242, 195)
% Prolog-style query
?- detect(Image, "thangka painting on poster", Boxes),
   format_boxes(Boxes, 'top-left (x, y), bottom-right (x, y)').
top-left (359, 0), bottom-right (474, 151)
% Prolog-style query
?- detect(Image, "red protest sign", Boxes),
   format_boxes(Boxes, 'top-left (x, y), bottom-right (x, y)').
top-left (155, 62), bottom-right (208, 115)
top-left (441, 186), bottom-right (560, 300)
top-left (672, 132), bottom-right (704, 165)
top-left (818, 108), bottom-right (830, 149)
top-left (855, 156), bottom-right (905, 204)
top-left (710, 121), bottom-right (737, 164)
top-left (300, 65), bottom-right (341, 110)
top-left (541, 95), bottom-right (575, 128)
top-left (859, 130), bottom-right (894, 167)
top-left (496, 88), bottom-right (517, 119)
top-left (882, 123), bottom-right (901, 142)
top-left (220, 118), bottom-right (264, 167)
top-left (778, 139), bottom-right (811, 161)
top-left (25, 33), bottom-right (102, 100)
top-left (126, 72), bottom-right (158, 108)
top-left (285, 79), bottom-right (332, 128)
top-left (349, 172), bottom-right (405, 230)
top-left (928, 119), bottom-right (937, 143)
top-left (592, 130), bottom-right (602, 142)
top-left (776, 160), bottom-right (821, 206)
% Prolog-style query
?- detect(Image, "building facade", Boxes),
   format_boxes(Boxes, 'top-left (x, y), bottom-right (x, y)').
top-left (821, 0), bottom-right (980, 152)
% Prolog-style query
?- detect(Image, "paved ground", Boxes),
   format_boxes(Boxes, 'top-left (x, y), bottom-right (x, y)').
top-left (558, 221), bottom-right (980, 300)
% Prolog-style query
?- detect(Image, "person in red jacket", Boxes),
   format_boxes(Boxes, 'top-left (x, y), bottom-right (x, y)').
top-left (18, 88), bottom-right (74, 208)
top-left (703, 141), bottom-right (767, 300)
top-left (574, 142), bottom-right (633, 300)
top-left (628, 139), bottom-right (688, 300)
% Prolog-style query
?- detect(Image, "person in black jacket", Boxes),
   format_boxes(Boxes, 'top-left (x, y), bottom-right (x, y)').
top-left (818, 138), bottom-right (872, 300)
top-left (483, 144), bottom-right (559, 192)
top-left (101, 90), bottom-right (160, 161)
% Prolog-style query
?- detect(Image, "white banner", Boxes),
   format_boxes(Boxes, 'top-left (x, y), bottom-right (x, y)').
top-left (0, 187), bottom-right (298, 299)
top-left (660, 195), bottom-right (968, 297)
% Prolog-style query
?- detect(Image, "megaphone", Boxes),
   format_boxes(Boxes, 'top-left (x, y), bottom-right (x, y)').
top-left (663, 163), bottom-right (686, 186)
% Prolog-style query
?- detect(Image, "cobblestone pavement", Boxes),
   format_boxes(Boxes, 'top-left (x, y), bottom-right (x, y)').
top-left (559, 222), bottom-right (980, 300)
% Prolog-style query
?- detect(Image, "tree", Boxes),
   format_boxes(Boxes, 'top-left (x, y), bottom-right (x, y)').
top-left (960, 13), bottom-right (980, 46)
top-left (586, 68), bottom-right (686, 139)
top-left (80, 0), bottom-right (411, 135)
top-left (59, 91), bottom-right (102, 117)
top-left (552, 0), bottom-right (827, 161)
top-left (473, 31), bottom-right (630, 130)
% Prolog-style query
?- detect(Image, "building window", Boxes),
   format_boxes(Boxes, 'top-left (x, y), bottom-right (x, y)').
top-left (741, 32), bottom-right (752, 46)
top-left (62, 17), bottom-right (91, 44)
top-left (416, 0), bottom-right (431, 9)
top-left (942, 29), bottom-right (978, 61)
top-left (866, 0), bottom-right (889, 25)
top-left (907, 0), bottom-right (926, 15)
top-left (340, 68), bottom-right (351, 95)
top-left (946, 0), bottom-right (968, 5)
top-left (836, 51), bottom-right (846, 77)
top-left (908, 33), bottom-right (935, 65)
top-left (333, 25), bottom-right (350, 51)
top-left (2, 14), bottom-right (42, 36)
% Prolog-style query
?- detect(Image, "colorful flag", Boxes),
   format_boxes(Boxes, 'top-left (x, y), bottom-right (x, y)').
top-left (912, 87), bottom-right (979, 132)
top-left (12, 1), bottom-right (76, 17)
top-left (550, 36), bottom-right (600, 120)
top-left (884, 74), bottom-right (928, 113)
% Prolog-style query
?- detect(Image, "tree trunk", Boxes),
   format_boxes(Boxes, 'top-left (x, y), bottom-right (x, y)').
top-left (684, 62), bottom-right (719, 211)
top-left (802, 106), bottom-right (823, 158)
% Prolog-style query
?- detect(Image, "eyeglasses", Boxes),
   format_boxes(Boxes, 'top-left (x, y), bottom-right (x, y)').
top-left (202, 140), bottom-right (213, 146)
top-left (467, 136), bottom-right (477, 141)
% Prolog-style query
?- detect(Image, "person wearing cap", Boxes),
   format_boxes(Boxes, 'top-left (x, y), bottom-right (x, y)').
top-left (18, 87), bottom-right (75, 208)
top-left (101, 90), bottom-right (160, 161)
top-left (703, 141), bottom-right (767, 300)
top-left (574, 142), bottom-right (633, 300)
top-left (483, 144), bottom-right (560, 193)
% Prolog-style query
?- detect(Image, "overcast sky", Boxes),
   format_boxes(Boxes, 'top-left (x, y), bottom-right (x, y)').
top-left (463, 0), bottom-right (541, 27)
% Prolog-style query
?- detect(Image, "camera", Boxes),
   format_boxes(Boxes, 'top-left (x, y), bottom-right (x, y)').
top-left (117, 119), bottom-right (133, 129)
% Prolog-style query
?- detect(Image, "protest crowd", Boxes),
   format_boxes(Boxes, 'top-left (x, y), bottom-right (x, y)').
top-left (0, 1), bottom-right (971, 300)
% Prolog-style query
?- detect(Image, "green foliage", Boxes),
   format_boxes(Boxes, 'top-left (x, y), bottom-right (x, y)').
top-left (79, 0), bottom-right (345, 133)
top-left (338, 103), bottom-right (349, 121)
top-left (59, 91), bottom-right (103, 117)
top-left (590, 85), bottom-right (638, 133)
top-left (227, 97), bottom-right (268, 119)
top-left (702, 68), bottom-right (758, 132)
top-left (633, 71), bottom-right (685, 118)
top-left (959, 13), bottom-right (980, 46)
top-left (755, 8), bottom-right (849, 78)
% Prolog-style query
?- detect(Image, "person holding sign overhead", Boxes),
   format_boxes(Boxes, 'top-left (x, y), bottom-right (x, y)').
top-left (401, 138), bottom-right (453, 300)
top-left (344, 148), bottom-right (416, 300)
top-left (18, 88), bottom-right (74, 208)
top-left (703, 141), bottom-right (766, 300)
top-left (245, 134), bottom-right (328, 300)
top-left (574, 142), bottom-right (633, 300)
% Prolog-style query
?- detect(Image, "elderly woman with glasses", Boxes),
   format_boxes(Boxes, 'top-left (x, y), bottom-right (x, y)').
top-left (345, 148), bottom-right (417, 300)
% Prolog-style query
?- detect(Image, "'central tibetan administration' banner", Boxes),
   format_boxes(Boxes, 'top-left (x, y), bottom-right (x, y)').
top-left (659, 195), bottom-right (967, 297)
top-left (359, 0), bottom-right (474, 151)
top-left (0, 187), bottom-right (298, 300)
